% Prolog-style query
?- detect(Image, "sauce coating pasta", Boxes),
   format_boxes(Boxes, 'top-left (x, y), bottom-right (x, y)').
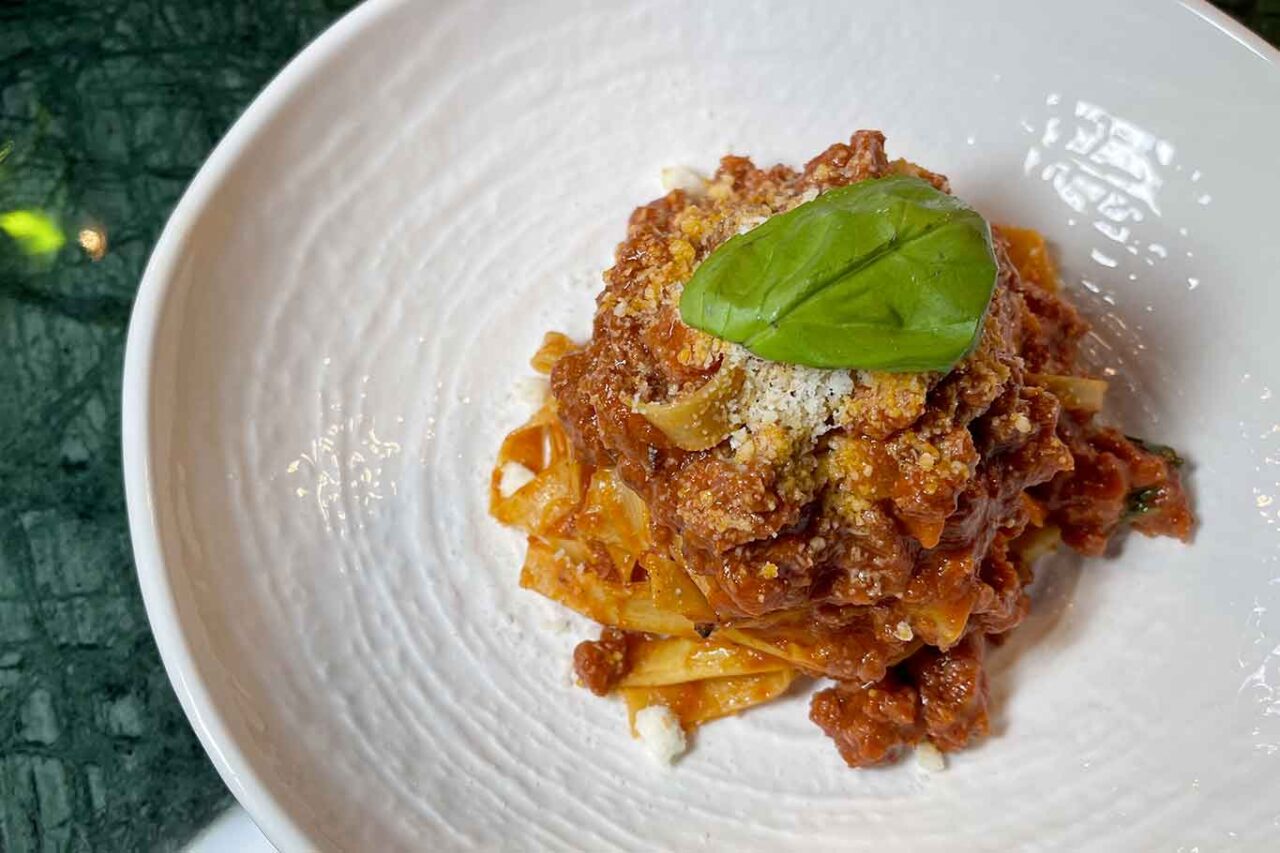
top-left (491, 132), bottom-right (1192, 766)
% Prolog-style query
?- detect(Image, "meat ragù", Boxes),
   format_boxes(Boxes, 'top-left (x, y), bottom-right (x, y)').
top-left (490, 131), bottom-right (1192, 767)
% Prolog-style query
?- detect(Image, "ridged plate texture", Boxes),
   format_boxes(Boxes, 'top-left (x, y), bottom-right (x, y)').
top-left (124, 1), bottom-right (1280, 849)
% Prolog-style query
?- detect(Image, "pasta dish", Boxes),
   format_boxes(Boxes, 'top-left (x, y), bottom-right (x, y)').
top-left (489, 131), bottom-right (1192, 767)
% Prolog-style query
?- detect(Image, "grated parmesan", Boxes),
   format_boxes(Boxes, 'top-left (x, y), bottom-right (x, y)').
top-left (661, 166), bottom-right (709, 197)
top-left (514, 376), bottom-right (549, 409)
top-left (635, 705), bottom-right (687, 764)
top-left (722, 343), bottom-right (855, 452)
top-left (915, 740), bottom-right (946, 772)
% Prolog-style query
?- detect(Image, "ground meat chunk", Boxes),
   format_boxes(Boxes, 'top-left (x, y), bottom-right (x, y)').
top-left (573, 627), bottom-right (635, 696)
top-left (810, 674), bottom-right (922, 767)
top-left (910, 634), bottom-right (990, 751)
top-left (970, 534), bottom-right (1031, 636)
top-left (1038, 420), bottom-right (1193, 555)
top-left (812, 634), bottom-right (990, 766)
top-left (802, 130), bottom-right (890, 189)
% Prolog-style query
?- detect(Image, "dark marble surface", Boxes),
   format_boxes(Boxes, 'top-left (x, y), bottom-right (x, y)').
top-left (0, 1), bottom-right (1275, 850)
top-left (0, 2), bottom-right (357, 849)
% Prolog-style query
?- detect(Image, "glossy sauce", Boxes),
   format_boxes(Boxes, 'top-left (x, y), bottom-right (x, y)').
top-left (557, 133), bottom-right (1192, 764)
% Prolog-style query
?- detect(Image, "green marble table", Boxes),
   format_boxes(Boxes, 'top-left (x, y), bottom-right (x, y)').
top-left (0, 3), bottom-right (358, 849)
top-left (0, 1), bottom-right (1275, 850)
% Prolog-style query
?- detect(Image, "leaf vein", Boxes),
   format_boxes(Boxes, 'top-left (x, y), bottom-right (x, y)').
top-left (744, 209), bottom-right (961, 347)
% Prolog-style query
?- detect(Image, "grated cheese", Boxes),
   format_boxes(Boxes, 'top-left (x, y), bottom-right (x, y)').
top-left (514, 376), bottom-right (549, 409)
top-left (635, 705), bottom-right (687, 764)
top-left (661, 166), bottom-right (709, 197)
top-left (722, 343), bottom-right (855, 452)
top-left (915, 740), bottom-right (946, 772)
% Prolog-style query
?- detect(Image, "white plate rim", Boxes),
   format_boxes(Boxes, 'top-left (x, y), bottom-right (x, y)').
top-left (122, 2), bottom-right (401, 849)
top-left (120, 2), bottom-right (1280, 849)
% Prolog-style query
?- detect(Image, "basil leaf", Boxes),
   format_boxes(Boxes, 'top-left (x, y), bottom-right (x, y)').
top-left (679, 175), bottom-right (998, 372)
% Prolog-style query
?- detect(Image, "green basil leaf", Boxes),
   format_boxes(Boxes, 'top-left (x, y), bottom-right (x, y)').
top-left (679, 175), bottom-right (998, 372)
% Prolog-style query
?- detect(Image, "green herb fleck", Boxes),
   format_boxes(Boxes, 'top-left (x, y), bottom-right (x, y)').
top-left (1124, 486), bottom-right (1163, 521)
top-left (1126, 435), bottom-right (1184, 468)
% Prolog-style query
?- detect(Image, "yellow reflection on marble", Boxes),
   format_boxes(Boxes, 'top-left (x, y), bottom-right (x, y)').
top-left (78, 225), bottom-right (107, 261)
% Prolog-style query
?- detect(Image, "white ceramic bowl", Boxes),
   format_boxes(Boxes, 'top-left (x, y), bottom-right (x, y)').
top-left (124, 1), bottom-right (1280, 849)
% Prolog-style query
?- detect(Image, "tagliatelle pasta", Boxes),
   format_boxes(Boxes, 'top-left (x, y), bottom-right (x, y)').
top-left (492, 132), bottom-right (1192, 767)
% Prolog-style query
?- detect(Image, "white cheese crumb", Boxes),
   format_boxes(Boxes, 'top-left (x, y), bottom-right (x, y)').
top-left (1013, 413), bottom-right (1033, 434)
top-left (635, 705), bottom-right (687, 764)
top-left (917, 452), bottom-right (936, 471)
top-left (661, 166), bottom-right (709, 197)
top-left (736, 214), bottom-right (768, 235)
top-left (541, 616), bottom-right (571, 635)
top-left (722, 344), bottom-right (855, 450)
top-left (515, 376), bottom-right (549, 409)
top-left (893, 621), bottom-right (914, 642)
top-left (497, 461), bottom-right (536, 498)
top-left (915, 741), bottom-right (946, 772)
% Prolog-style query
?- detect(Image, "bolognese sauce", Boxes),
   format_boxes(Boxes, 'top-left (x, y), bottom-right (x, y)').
top-left (493, 131), bottom-right (1192, 767)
